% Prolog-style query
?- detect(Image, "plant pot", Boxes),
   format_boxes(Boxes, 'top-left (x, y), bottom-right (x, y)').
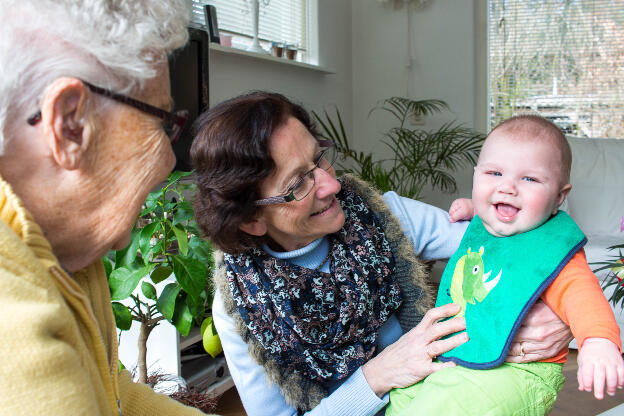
top-left (285, 48), bottom-right (297, 60)
top-left (271, 44), bottom-right (284, 58)
top-left (219, 33), bottom-right (232, 47)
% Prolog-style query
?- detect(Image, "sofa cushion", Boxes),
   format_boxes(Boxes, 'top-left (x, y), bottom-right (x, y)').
top-left (565, 136), bottom-right (624, 238)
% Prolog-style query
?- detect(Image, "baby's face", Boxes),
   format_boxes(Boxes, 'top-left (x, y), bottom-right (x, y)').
top-left (472, 130), bottom-right (571, 237)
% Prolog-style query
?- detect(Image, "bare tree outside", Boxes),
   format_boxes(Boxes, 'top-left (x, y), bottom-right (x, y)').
top-left (489, 0), bottom-right (624, 138)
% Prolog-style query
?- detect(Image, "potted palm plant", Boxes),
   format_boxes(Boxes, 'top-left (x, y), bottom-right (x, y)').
top-left (313, 96), bottom-right (485, 200)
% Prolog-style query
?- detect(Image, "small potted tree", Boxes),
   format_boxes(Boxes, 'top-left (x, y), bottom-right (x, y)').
top-left (104, 171), bottom-right (221, 385)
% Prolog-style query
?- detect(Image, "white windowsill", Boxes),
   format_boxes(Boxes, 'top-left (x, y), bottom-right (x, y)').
top-left (209, 43), bottom-right (335, 74)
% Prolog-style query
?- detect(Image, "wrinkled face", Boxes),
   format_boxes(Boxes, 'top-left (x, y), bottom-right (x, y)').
top-left (89, 66), bottom-right (176, 251)
top-left (254, 117), bottom-right (345, 251)
top-left (472, 130), bottom-right (568, 237)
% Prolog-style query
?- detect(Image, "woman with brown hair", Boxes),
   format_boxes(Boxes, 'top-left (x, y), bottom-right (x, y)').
top-left (191, 91), bottom-right (573, 416)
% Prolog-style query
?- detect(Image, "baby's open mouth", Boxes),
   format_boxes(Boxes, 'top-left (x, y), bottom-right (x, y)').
top-left (495, 203), bottom-right (519, 220)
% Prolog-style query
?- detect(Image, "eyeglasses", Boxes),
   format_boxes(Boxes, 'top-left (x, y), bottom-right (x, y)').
top-left (255, 140), bottom-right (337, 206)
top-left (26, 80), bottom-right (189, 144)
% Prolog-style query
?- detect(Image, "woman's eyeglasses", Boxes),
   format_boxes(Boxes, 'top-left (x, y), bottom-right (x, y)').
top-left (255, 140), bottom-right (337, 206)
top-left (26, 80), bottom-right (189, 144)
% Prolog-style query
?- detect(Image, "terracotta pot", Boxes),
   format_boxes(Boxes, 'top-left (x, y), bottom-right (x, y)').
top-left (286, 48), bottom-right (297, 60)
top-left (271, 44), bottom-right (284, 58)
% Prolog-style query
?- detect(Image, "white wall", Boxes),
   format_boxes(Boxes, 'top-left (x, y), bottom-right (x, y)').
top-left (351, 0), bottom-right (482, 210)
top-left (209, 0), bottom-right (354, 131)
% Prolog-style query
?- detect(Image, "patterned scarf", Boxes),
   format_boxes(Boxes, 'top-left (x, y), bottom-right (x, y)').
top-left (223, 181), bottom-right (403, 382)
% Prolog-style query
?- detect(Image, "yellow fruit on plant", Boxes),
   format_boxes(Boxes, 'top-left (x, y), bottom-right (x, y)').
top-left (201, 316), bottom-right (223, 358)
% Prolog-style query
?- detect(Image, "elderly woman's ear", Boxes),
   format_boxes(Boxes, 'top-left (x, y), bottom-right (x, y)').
top-left (39, 77), bottom-right (92, 170)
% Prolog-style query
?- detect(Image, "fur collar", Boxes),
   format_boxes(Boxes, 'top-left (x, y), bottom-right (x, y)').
top-left (213, 175), bottom-right (432, 411)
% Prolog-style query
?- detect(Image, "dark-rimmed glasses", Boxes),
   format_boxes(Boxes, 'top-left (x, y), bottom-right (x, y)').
top-left (26, 80), bottom-right (189, 144)
top-left (255, 140), bottom-right (337, 206)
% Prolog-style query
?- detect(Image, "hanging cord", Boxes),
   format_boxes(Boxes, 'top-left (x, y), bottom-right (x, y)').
top-left (405, 1), bottom-right (414, 97)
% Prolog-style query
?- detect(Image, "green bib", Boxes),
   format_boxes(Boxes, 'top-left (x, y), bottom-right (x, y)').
top-left (435, 211), bottom-right (586, 369)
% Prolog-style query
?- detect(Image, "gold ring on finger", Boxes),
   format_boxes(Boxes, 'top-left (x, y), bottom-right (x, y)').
top-left (519, 341), bottom-right (525, 357)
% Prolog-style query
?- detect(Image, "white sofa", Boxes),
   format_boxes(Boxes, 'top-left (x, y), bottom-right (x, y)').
top-left (564, 136), bottom-right (624, 347)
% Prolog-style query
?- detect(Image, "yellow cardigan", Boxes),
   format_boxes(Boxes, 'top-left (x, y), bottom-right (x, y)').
top-left (0, 177), bottom-right (209, 415)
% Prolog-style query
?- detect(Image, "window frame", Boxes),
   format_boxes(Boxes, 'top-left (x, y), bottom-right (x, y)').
top-left (480, 0), bottom-right (624, 138)
top-left (191, 0), bottom-right (317, 64)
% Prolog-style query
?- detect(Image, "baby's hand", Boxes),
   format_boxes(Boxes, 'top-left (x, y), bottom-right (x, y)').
top-left (449, 198), bottom-right (475, 222)
top-left (577, 337), bottom-right (624, 399)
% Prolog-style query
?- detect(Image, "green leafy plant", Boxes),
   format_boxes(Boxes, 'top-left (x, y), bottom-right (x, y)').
top-left (594, 243), bottom-right (624, 309)
top-left (104, 171), bottom-right (217, 384)
top-left (313, 97), bottom-right (485, 200)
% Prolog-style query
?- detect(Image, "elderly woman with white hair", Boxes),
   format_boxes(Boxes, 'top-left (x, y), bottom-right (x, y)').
top-left (0, 1), bottom-right (212, 415)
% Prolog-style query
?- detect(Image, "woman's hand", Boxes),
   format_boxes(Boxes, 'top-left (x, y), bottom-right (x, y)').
top-left (362, 303), bottom-right (468, 397)
top-left (505, 300), bottom-right (573, 363)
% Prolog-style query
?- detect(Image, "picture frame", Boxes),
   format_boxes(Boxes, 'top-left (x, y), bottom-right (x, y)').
top-left (204, 5), bottom-right (220, 44)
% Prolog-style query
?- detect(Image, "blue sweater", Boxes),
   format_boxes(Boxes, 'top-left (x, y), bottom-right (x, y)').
top-left (212, 192), bottom-right (468, 415)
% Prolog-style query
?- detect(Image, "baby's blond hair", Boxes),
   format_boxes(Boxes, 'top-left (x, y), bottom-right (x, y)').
top-left (487, 115), bottom-right (572, 185)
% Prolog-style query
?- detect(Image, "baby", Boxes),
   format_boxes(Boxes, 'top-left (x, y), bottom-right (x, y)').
top-left (386, 115), bottom-right (624, 415)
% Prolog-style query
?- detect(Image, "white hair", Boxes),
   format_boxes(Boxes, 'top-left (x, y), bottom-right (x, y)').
top-left (0, 0), bottom-right (191, 154)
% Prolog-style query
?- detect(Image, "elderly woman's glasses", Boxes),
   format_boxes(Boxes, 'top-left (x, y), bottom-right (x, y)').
top-left (26, 80), bottom-right (189, 144)
top-left (255, 140), bottom-right (337, 206)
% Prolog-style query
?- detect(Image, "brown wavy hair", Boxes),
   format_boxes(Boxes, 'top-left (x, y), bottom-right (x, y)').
top-left (190, 91), bottom-right (319, 254)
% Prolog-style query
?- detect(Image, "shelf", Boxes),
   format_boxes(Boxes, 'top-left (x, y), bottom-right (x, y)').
top-left (182, 354), bottom-right (230, 391)
top-left (205, 375), bottom-right (235, 397)
top-left (209, 43), bottom-right (335, 74)
top-left (179, 326), bottom-right (203, 350)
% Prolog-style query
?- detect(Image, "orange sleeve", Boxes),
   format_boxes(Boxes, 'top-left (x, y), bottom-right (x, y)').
top-left (541, 249), bottom-right (621, 362)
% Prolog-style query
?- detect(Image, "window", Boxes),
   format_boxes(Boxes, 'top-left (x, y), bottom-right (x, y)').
top-left (488, 1), bottom-right (624, 138)
top-left (191, 0), bottom-right (310, 62)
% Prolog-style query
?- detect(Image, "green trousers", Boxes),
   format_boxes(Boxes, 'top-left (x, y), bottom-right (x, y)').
top-left (386, 362), bottom-right (565, 416)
